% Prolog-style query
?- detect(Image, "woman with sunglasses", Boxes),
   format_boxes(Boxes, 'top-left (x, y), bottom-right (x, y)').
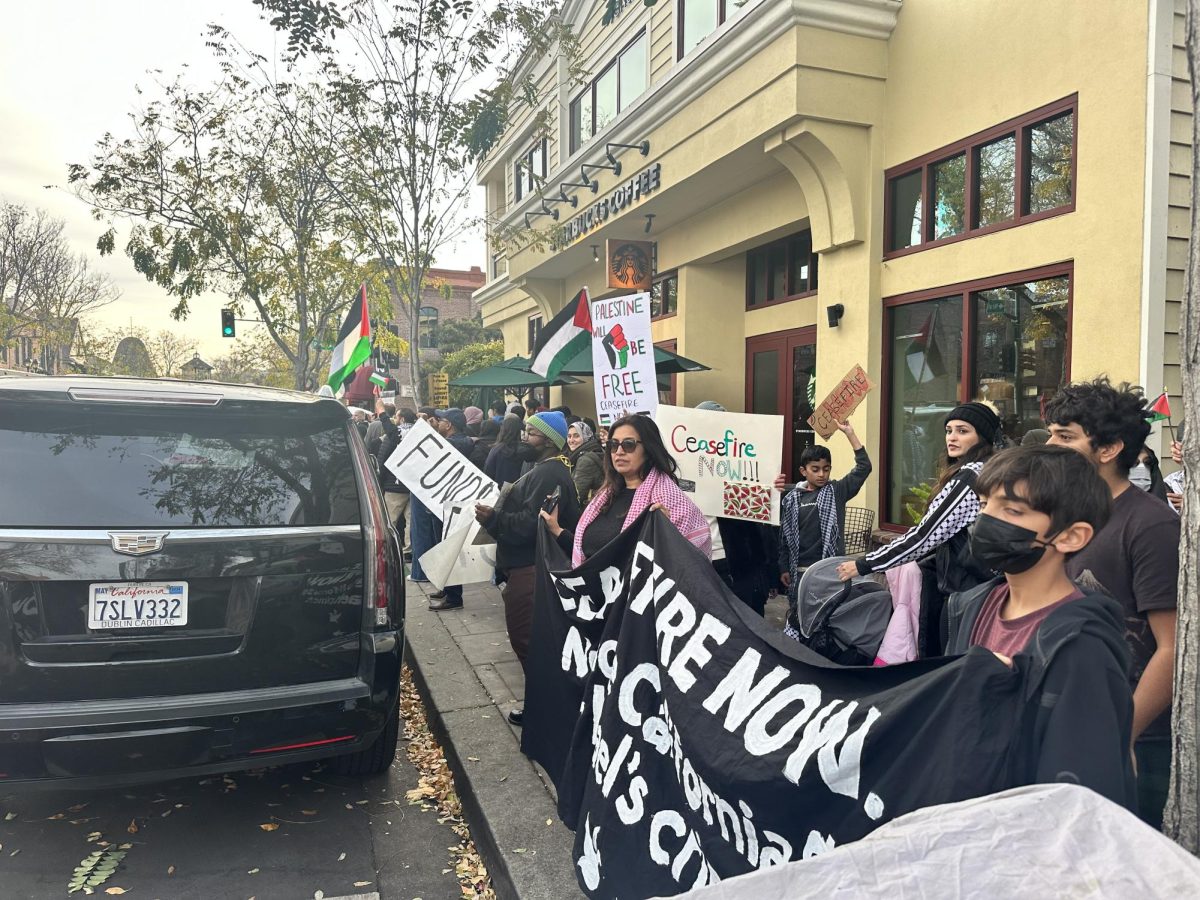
top-left (541, 414), bottom-right (711, 563)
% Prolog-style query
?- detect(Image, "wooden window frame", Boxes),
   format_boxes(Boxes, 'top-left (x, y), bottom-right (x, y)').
top-left (744, 228), bottom-right (819, 310)
top-left (677, 0), bottom-right (728, 60)
top-left (568, 30), bottom-right (648, 155)
top-left (650, 270), bottom-right (679, 322)
top-left (514, 138), bottom-right (548, 202)
top-left (884, 95), bottom-right (1078, 259)
top-left (877, 261), bottom-right (1075, 528)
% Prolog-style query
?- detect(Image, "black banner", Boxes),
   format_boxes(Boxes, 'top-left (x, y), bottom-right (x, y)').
top-left (523, 513), bottom-right (1027, 898)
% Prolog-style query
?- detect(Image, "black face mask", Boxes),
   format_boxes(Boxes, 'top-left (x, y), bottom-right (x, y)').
top-left (517, 441), bottom-right (540, 462)
top-left (969, 513), bottom-right (1055, 575)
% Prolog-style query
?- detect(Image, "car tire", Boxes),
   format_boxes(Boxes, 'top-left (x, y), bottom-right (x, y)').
top-left (332, 706), bottom-right (401, 777)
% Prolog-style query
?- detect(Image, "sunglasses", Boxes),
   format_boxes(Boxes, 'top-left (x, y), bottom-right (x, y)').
top-left (607, 438), bottom-right (642, 454)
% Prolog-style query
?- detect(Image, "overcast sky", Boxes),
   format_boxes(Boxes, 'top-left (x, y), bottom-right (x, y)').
top-left (0, 0), bottom-right (483, 363)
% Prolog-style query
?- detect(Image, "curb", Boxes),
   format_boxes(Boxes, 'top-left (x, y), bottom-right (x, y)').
top-left (402, 595), bottom-right (583, 900)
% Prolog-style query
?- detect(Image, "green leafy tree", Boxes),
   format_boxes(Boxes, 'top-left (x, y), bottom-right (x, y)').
top-left (438, 338), bottom-right (503, 407)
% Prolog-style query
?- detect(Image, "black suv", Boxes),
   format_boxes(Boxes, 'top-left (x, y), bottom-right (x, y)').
top-left (0, 376), bottom-right (405, 787)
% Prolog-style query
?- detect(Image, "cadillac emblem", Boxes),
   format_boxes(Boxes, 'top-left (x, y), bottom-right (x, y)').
top-left (108, 531), bottom-right (170, 556)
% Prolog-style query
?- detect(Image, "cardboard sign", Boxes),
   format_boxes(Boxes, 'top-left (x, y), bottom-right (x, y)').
top-left (383, 418), bottom-right (498, 512)
top-left (656, 405), bottom-right (784, 524)
top-left (605, 239), bottom-right (655, 290)
top-left (591, 291), bottom-right (657, 427)
top-left (808, 364), bottom-right (875, 440)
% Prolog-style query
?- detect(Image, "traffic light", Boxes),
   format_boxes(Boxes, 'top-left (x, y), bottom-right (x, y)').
top-left (221, 309), bottom-right (236, 338)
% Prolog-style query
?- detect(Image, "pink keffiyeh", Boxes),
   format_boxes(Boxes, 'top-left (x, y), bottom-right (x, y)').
top-left (572, 467), bottom-right (712, 566)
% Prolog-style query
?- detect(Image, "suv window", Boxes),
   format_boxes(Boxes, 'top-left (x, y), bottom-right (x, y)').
top-left (0, 406), bottom-right (360, 528)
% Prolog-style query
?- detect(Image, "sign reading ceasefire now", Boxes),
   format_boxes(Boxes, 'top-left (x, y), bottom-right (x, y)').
top-left (808, 364), bottom-right (875, 440)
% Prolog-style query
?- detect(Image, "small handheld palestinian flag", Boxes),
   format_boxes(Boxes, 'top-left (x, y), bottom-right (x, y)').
top-left (327, 284), bottom-right (372, 393)
top-left (1149, 391), bottom-right (1171, 423)
top-left (368, 369), bottom-right (388, 389)
top-left (531, 287), bottom-right (592, 384)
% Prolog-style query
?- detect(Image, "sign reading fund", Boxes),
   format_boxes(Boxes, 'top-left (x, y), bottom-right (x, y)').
top-left (656, 404), bottom-right (784, 524)
top-left (591, 292), bottom-right (657, 427)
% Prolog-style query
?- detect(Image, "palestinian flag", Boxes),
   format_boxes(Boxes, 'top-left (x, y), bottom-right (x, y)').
top-left (368, 370), bottom-right (388, 389)
top-left (531, 287), bottom-right (592, 384)
top-left (1149, 392), bottom-right (1171, 422)
top-left (905, 313), bottom-right (944, 385)
top-left (327, 284), bottom-right (372, 393)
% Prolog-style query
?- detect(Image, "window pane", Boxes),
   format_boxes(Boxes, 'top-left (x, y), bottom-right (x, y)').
top-left (768, 244), bottom-right (787, 300)
top-left (887, 296), bottom-right (963, 524)
top-left (975, 134), bottom-right (1015, 227)
top-left (619, 34), bottom-right (647, 111)
top-left (792, 343), bottom-right (818, 476)
top-left (788, 232), bottom-right (813, 292)
top-left (651, 275), bottom-right (678, 317)
top-left (681, 0), bottom-right (720, 56)
top-left (973, 276), bottom-right (1070, 445)
top-left (750, 350), bottom-right (780, 415)
top-left (931, 153), bottom-right (966, 240)
top-left (746, 250), bottom-right (767, 307)
top-left (595, 65), bottom-right (618, 132)
top-left (888, 170), bottom-right (923, 251)
top-left (1027, 112), bottom-right (1074, 214)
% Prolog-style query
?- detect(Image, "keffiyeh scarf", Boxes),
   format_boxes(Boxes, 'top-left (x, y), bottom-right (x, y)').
top-left (781, 482), bottom-right (841, 577)
top-left (572, 467), bottom-right (711, 566)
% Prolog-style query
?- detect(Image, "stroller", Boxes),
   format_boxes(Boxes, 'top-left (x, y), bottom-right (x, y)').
top-left (785, 556), bottom-right (893, 665)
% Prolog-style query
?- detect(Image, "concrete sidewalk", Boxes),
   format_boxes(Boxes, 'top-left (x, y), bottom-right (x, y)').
top-left (402, 576), bottom-right (584, 900)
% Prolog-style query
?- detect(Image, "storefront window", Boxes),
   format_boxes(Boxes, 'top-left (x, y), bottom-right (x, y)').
top-left (931, 154), bottom-right (966, 240)
top-left (650, 273), bottom-right (678, 319)
top-left (885, 96), bottom-right (1075, 255)
top-left (975, 134), bottom-right (1016, 227)
top-left (746, 228), bottom-right (818, 308)
top-left (884, 269), bottom-right (1071, 525)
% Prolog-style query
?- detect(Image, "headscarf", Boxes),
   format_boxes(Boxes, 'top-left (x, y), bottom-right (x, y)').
top-left (464, 406), bottom-right (484, 427)
top-left (572, 467), bottom-right (711, 567)
top-left (569, 421), bottom-right (594, 444)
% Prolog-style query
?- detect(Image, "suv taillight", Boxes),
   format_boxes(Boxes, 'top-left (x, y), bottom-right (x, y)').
top-left (349, 425), bottom-right (391, 627)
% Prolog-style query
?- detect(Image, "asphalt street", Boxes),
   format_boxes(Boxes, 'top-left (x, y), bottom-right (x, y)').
top-left (0, 744), bottom-right (464, 899)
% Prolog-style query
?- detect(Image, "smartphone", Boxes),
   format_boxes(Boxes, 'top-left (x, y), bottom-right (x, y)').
top-left (541, 485), bottom-right (561, 514)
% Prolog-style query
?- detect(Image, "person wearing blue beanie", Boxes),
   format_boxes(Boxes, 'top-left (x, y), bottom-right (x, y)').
top-left (526, 410), bottom-right (568, 450)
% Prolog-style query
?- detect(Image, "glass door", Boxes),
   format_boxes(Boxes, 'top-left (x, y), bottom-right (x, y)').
top-left (746, 327), bottom-right (817, 481)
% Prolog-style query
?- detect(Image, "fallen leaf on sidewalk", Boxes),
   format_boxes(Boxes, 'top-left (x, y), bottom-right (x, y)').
top-left (466, 756), bottom-right (479, 762)
top-left (103, 889), bottom-right (127, 895)
top-left (353, 882), bottom-right (371, 887)
top-left (126, 820), bottom-right (138, 835)
top-left (3, 813), bottom-right (15, 821)
top-left (337, 852), bottom-right (346, 862)
top-left (248, 868), bottom-right (260, 875)
top-left (167, 866), bottom-right (175, 876)
top-left (258, 824), bottom-right (278, 832)
top-left (300, 810), bottom-right (317, 816)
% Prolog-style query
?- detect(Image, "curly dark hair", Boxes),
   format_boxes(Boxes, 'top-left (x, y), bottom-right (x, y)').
top-left (1043, 377), bottom-right (1150, 475)
top-left (600, 414), bottom-right (679, 501)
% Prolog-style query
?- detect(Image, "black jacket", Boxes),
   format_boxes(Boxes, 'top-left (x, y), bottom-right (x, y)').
top-left (779, 446), bottom-right (872, 572)
top-left (482, 455), bottom-right (580, 571)
top-left (376, 414), bottom-right (407, 494)
top-left (943, 578), bottom-right (1137, 812)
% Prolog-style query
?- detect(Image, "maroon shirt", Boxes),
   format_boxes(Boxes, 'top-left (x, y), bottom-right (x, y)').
top-left (969, 583), bottom-right (1084, 657)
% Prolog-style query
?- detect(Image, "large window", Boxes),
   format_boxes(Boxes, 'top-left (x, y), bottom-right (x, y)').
top-left (514, 138), bottom-right (547, 202)
top-left (885, 96), bottom-right (1076, 255)
top-left (650, 272), bottom-right (678, 319)
top-left (569, 32), bottom-right (648, 154)
top-left (746, 229), bottom-right (818, 308)
top-left (679, 0), bottom-right (726, 57)
top-left (527, 315), bottom-right (543, 353)
top-left (418, 307), bottom-right (439, 349)
top-left (883, 266), bottom-right (1071, 525)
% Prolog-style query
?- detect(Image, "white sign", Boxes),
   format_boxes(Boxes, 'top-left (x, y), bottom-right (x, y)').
top-left (590, 291), bottom-right (657, 427)
top-left (655, 404), bottom-right (784, 525)
top-left (417, 503), bottom-right (497, 591)
top-left (384, 418), bottom-right (499, 511)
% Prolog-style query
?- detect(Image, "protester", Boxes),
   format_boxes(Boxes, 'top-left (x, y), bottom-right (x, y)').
top-left (780, 419), bottom-right (872, 586)
top-left (475, 411), bottom-right (581, 725)
top-left (942, 444), bottom-right (1135, 809)
top-left (464, 406), bottom-right (484, 437)
top-left (508, 403), bottom-right (526, 422)
top-left (490, 399), bottom-right (508, 423)
top-left (1020, 427), bottom-right (1050, 447)
top-left (375, 402), bottom-right (414, 553)
top-left (837, 402), bottom-right (1001, 656)
top-left (408, 407), bottom-right (445, 585)
top-left (1044, 377), bottom-right (1178, 829)
top-left (1166, 421), bottom-right (1185, 513)
top-left (366, 401), bottom-right (393, 456)
top-left (525, 396), bottom-right (543, 417)
top-left (485, 414), bottom-right (525, 485)
top-left (426, 408), bottom-right (472, 611)
top-left (566, 421), bottom-right (604, 503)
top-left (542, 414), bottom-right (711, 566)
top-left (471, 417), bottom-right (500, 470)
top-left (350, 406), bottom-right (369, 439)
top-left (1132, 446), bottom-right (1169, 503)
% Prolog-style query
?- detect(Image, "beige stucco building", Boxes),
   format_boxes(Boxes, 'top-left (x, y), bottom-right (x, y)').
top-left (474, 0), bottom-right (1190, 527)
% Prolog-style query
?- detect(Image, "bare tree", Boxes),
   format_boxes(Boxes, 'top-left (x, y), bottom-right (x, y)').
top-left (148, 330), bottom-right (197, 377)
top-left (1167, 0), bottom-right (1200, 852)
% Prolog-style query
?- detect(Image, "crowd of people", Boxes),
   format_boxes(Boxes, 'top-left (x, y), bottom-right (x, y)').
top-left (354, 375), bottom-right (1182, 830)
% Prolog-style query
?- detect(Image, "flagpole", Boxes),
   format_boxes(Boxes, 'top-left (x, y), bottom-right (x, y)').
top-left (1164, 386), bottom-right (1176, 442)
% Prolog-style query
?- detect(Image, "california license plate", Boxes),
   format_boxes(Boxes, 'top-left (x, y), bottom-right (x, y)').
top-left (88, 582), bottom-right (189, 629)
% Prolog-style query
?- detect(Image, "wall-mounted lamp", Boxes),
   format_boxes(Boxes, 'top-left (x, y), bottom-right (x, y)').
top-left (562, 177), bottom-right (598, 195)
top-left (644, 214), bottom-right (656, 234)
top-left (582, 160), bottom-right (621, 181)
top-left (826, 303), bottom-right (845, 328)
top-left (543, 194), bottom-right (574, 212)
top-left (556, 187), bottom-right (579, 208)
top-left (606, 141), bottom-right (651, 162)
top-left (591, 244), bottom-right (600, 263)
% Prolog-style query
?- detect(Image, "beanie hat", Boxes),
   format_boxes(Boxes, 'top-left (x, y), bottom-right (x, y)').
top-left (695, 400), bottom-right (726, 412)
top-left (946, 402), bottom-right (1002, 445)
top-left (527, 411), bottom-right (568, 449)
top-left (464, 406), bottom-right (484, 426)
